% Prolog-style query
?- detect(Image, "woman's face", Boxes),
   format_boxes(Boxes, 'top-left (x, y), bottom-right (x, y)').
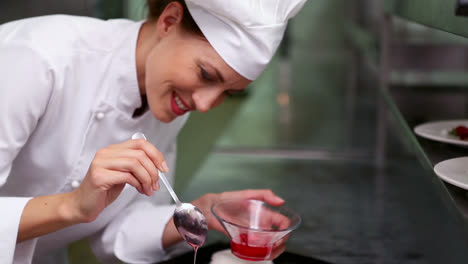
top-left (139, 4), bottom-right (251, 123)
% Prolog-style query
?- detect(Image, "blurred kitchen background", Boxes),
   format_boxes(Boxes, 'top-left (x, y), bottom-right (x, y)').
top-left (3, 0), bottom-right (468, 263)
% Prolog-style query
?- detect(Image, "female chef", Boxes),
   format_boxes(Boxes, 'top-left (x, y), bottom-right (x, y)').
top-left (0, 0), bottom-right (306, 263)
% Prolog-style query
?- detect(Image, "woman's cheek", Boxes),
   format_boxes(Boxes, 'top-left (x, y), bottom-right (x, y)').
top-left (212, 94), bottom-right (227, 108)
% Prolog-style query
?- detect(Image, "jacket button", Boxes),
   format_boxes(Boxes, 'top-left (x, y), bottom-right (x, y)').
top-left (71, 180), bottom-right (81, 189)
top-left (96, 112), bottom-right (105, 120)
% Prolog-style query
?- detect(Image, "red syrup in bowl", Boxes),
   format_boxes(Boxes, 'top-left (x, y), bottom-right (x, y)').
top-left (230, 233), bottom-right (272, 261)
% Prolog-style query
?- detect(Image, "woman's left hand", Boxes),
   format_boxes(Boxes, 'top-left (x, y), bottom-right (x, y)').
top-left (191, 189), bottom-right (288, 260)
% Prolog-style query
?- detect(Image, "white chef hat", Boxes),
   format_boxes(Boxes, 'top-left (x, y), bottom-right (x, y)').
top-left (185, 0), bottom-right (306, 81)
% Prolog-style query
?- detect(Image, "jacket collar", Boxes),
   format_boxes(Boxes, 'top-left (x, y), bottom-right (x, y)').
top-left (113, 20), bottom-right (145, 117)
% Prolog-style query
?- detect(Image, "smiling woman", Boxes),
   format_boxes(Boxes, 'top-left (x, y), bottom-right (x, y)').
top-left (137, 1), bottom-right (251, 122)
top-left (0, 0), bottom-right (305, 263)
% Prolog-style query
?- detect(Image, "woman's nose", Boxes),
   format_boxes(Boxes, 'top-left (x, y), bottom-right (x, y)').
top-left (192, 87), bottom-right (223, 113)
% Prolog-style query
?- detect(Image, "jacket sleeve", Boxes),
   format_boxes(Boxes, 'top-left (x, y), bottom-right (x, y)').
top-left (0, 44), bottom-right (54, 263)
top-left (88, 140), bottom-right (192, 264)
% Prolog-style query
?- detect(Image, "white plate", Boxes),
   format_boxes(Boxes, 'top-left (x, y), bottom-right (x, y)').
top-left (414, 120), bottom-right (468, 147)
top-left (434, 157), bottom-right (468, 190)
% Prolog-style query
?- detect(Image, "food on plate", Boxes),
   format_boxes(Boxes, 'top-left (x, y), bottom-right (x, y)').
top-left (450, 125), bottom-right (468, 140)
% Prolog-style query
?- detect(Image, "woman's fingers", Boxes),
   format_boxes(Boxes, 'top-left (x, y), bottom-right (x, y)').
top-left (98, 168), bottom-right (144, 194)
top-left (111, 148), bottom-right (160, 191)
top-left (111, 138), bottom-right (167, 192)
top-left (223, 189), bottom-right (285, 206)
top-left (258, 208), bottom-right (291, 230)
top-left (74, 139), bottom-right (168, 222)
top-left (117, 138), bottom-right (170, 173)
top-left (195, 190), bottom-right (288, 236)
top-left (97, 157), bottom-right (154, 196)
top-left (128, 139), bottom-right (165, 191)
top-left (97, 138), bottom-right (168, 194)
top-left (269, 241), bottom-right (286, 260)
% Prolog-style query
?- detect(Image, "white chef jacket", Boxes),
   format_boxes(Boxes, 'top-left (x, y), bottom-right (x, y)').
top-left (0, 15), bottom-right (191, 264)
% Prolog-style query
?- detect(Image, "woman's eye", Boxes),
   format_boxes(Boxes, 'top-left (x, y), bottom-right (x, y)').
top-left (200, 68), bottom-right (213, 81)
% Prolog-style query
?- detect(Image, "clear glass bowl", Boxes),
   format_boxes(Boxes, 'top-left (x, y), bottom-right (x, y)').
top-left (211, 199), bottom-right (301, 261)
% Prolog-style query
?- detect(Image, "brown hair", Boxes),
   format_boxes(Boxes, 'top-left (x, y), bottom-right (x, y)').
top-left (147, 0), bottom-right (202, 36)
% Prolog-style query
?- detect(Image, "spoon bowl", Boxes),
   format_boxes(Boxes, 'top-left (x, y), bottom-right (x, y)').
top-left (132, 132), bottom-right (208, 247)
top-left (173, 203), bottom-right (208, 247)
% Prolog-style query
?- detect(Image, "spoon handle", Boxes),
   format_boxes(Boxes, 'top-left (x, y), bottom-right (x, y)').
top-left (158, 170), bottom-right (182, 205)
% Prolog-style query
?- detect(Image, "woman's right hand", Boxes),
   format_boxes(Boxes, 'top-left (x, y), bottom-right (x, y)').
top-left (69, 138), bottom-right (168, 223)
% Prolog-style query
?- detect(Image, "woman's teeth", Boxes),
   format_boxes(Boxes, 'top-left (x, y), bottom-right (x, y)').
top-left (174, 94), bottom-right (188, 111)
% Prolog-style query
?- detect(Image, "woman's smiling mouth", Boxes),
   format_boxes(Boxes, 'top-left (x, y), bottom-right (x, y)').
top-left (171, 92), bottom-right (191, 115)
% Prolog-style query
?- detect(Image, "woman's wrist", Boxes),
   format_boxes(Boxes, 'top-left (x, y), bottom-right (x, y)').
top-left (18, 192), bottom-right (84, 243)
top-left (59, 191), bottom-right (87, 225)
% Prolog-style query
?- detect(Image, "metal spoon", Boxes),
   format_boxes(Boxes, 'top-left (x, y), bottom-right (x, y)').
top-left (131, 132), bottom-right (208, 247)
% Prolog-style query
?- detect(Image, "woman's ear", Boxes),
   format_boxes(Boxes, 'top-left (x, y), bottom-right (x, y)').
top-left (156, 2), bottom-right (184, 37)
